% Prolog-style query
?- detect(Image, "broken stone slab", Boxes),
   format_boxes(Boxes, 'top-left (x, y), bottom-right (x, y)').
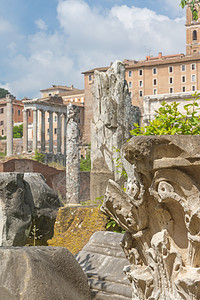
top-left (0, 246), bottom-right (91, 300)
top-left (0, 172), bottom-right (62, 246)
top-left (101, 135), bottom-right (200, 300)
top-left (76, 231), bottom-right (132, 300)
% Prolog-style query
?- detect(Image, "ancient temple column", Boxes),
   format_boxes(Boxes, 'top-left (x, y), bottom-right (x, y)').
top-left (66, 105), bottom-right (80, 204)
top-left (23, 109), bottom-right (28, 153)
top-left (32, 108), bottom-right (38, 152)
top-left (6, 94), bottom-right (13, 156)
top-left (48, 111), bottom-right (53, 153)
top-left (57, 112), bottom-right (61, 154)
top-left (62, 113), bottom-right (67, 157)
top-left (41, 110), bottom-right (46, 153)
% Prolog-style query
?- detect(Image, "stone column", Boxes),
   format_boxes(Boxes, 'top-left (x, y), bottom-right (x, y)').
top-left (23, 109), bottom-right (28, 153)
top-left (57, 112), bottom-right (61, 154)
top-left (62, 113), bottom-right (67, 157)
top-left (32, 108), bottom-right (38, 152)
top-left (48, 111), bottom-right (53, 154)
top-left (41, 110), bottom-right (46, 153)
top-left (6, 94), bottom-right (13, 156)
top-left (66, 105), bottom-right (80, 204)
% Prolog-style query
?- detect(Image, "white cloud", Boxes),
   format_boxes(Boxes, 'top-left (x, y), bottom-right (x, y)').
top-left (0, 0), bottom-right (186, 98)
top-left (0, 17), bottom-right (13, 34)
top-left (35, 19), bottom-right (48, 31)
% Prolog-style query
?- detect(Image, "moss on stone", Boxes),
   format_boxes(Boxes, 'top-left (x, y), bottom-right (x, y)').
top-left (48, 206), bottom-right (108, 255)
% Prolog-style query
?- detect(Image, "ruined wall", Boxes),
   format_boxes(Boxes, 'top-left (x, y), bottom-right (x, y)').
top-left (0, 159), bottom-right (90, 203)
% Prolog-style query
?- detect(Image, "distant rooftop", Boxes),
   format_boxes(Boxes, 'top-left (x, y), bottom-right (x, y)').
top-left (40, 85), bottom-right (81, 93)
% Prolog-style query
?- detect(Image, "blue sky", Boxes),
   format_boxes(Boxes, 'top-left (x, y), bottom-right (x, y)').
top-left (0, 0), bottom-right (185, 98)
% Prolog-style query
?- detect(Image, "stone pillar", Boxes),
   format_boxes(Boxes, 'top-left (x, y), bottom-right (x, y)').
top-left (32, 109), bottom-right (38, 152)
top-left (41, 110), bottom-right (46, 153)
top-left (57, 112), bottom-right (61, 154)
top-left (62, 113), bottom-right (67, 157)
top-left (23, 109), bottom-right (28, 153)
top-left (6, 94), bottom-right (13, 156)
top-left (48, 111), bottom-right (53, 153)
top-left (66, 105), bottom-right (80, 204)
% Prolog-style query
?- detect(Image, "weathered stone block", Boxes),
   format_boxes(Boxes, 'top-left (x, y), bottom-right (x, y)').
top-left (0, 246), bottom-right (91, 300)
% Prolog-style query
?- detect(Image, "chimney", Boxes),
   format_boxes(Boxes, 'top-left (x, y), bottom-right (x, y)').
top-left (158, 52), bottom-right (162, 59)
top-left (71, 85), bottom-right (74, 89)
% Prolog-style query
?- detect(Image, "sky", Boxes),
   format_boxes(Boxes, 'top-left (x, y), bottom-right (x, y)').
top-left (0, 0), bottom-right (186, 99)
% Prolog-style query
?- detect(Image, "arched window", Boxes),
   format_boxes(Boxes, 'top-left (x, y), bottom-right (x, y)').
top-left (193, 30), bottom-right (197, 41)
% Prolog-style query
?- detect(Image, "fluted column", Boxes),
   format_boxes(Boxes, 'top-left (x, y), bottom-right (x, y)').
top-left (23, 109), bottom-right (28, 153)
top-left (32, 108), bottom-right (38, 152)
top-left (41, 110), bottom-right (46, 153)
top-left (57, 112), bottom-right (61, 154)
top-left (49, 111), bottom-right (53, 153)
top-left (6, 94), bottom-right (13, 156)
top-left (62, 113), bottom-right (67, 156)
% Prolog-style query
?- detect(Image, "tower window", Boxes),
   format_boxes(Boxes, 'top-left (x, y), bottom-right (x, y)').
top-left (139, 80), bottom-right (143, 87)
top-left (169, 87), bottom-right (173, 93)
top-left (192, 85), bottom-right (196, 91)
top-left (153, 89), bottom-right (157, 95)
top-left (193, 30), bottom-right (197, 41)
top-left (169, 77), bottom-right (173, 84)
top-left (128, 71), bottom-right (132, 77)
top-left (139, 69), bottom-right (143, 76)
top-left (182, 76), bottom-right (186, 83)
top-left (169, 66), bottom-right (173, 73)
top-left (153, 79), bottom-right (157, 86)
top-left (181, 65), bottom-right (186, 72)
top-left (153, 68), bottom-right (157, 75)
top-left (191, 63), bottom-right (196, 70)
top-left (139, 90), bottom-right (143, 97)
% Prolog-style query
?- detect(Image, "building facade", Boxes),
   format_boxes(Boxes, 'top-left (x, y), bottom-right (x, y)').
top-left (82, 3), bottom-right (200, 143)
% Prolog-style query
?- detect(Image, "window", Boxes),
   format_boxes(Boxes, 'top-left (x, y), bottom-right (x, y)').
top-left (169, 66), bottom-right (173, 73)
top-left (182, 86), bottom-right (186, 92)
top-left (153, 68), bottom-right (157, 75)
top-left (139, 69), bottom-right (143, 76)
top-left (153, 89), bottom-right (157, 95)
top-left (169, 77), bottom-right (173, 84)
top-left (47, 128), bottom-right (49, 135)
top-left (128, 71), bottom-right (132, 77)
top-left (182, 76), bottom-right (186, 83)
top-left (169, 87), bottom-right (173, 93)
top-left (54, 115), bottom-right (57, 122)
top-left (193, 30), bottom-right (197, 41)
top-left (28, 110), bottom-right (31, 117)
top-left (2, 129), bottom-right (4, 135)
top-left (191, 74), bottom-right (196, 82)
top-left (139, 90), bottom-right (143, 97)
top-left (89, 74), bottom-right (92, 81)
top-left (129, 82), bottom-right (132, 88)
top-left (49, 93), bottom-right (52, 96)
top-left (54, 128), bottom-right (57, 134)
top-left (129, 91), bottom-right (132, 97)
top-left (153, 79), bottom-right (157, 86)
top-left (0, 108), bottom-right (4, 114)
top-left (139, 80), bottom-right (143, 87)
top-left (0, 121), bottom-right (4, 125)
top-left (181, 65), bottom-right (186, 72)
top-left (191, 63), bottom-right (196, 70)
top-left (192, 85), bottom-right (196, 91)
top-left (18, 110), bottom-right (20, 116)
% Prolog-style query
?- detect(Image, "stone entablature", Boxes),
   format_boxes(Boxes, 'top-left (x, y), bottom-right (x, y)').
top-left (101, 135), bottom-right (200, 299)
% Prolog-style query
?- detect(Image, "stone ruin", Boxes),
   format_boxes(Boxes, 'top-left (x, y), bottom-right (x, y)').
top-left (101, 135), bottom-right (200, 300)
top-left (91, 60), bottom-right (140, 201)
top-left (0, 172), bottom-right (62, 246)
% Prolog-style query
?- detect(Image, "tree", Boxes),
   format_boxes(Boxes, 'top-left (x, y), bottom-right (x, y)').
top-left (13, 124), bottom-right (23, 138)
top-left (0, 88), bottom-right (9, 99)
top-left (181, 0), bottom-right (200, 20)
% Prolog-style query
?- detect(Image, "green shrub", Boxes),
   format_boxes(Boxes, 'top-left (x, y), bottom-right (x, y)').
top-left (34, 150), bottom-right (44, 163)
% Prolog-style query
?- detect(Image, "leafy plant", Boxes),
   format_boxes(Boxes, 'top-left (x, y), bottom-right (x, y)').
top-left (0, 88), bottom-right (9, 99)
top-left (131, 93), bottom-right (200, 136)
top-left (13, 124), bottom-right (23, 138)
top-left (80, 148), bottom-right (91, 171)
top-left (29, 224), bottom-right (42, 246)
top-left (180, 1), bottom-right (200, 20)
top-left (34, 150), bottom-right (44, 163)
top-left (106, 218), bottom-right (125, 234)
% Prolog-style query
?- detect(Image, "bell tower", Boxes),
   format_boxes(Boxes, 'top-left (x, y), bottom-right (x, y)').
top-left (186, 1), bottom-right (200, 55)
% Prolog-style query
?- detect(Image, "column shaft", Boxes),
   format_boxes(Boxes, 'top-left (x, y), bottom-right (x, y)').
top-left (23, 109), bottom-right (28, 153)
top-left (41, 110), bottom-right (46, 152)
top-left (33, 109), bottom-right (38, 152)
top-left (49, 111), bottom-right (53, 153)
top-left (57, 113), bottom-right (61, 154)
top-left (62, 114), bottom-right (67, 156)
top-left (6, 95), bottom-right (13, 156)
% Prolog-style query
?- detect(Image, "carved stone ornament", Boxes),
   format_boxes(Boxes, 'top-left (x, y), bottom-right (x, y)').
top-left (101, 135), bottom-right (200, 300)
